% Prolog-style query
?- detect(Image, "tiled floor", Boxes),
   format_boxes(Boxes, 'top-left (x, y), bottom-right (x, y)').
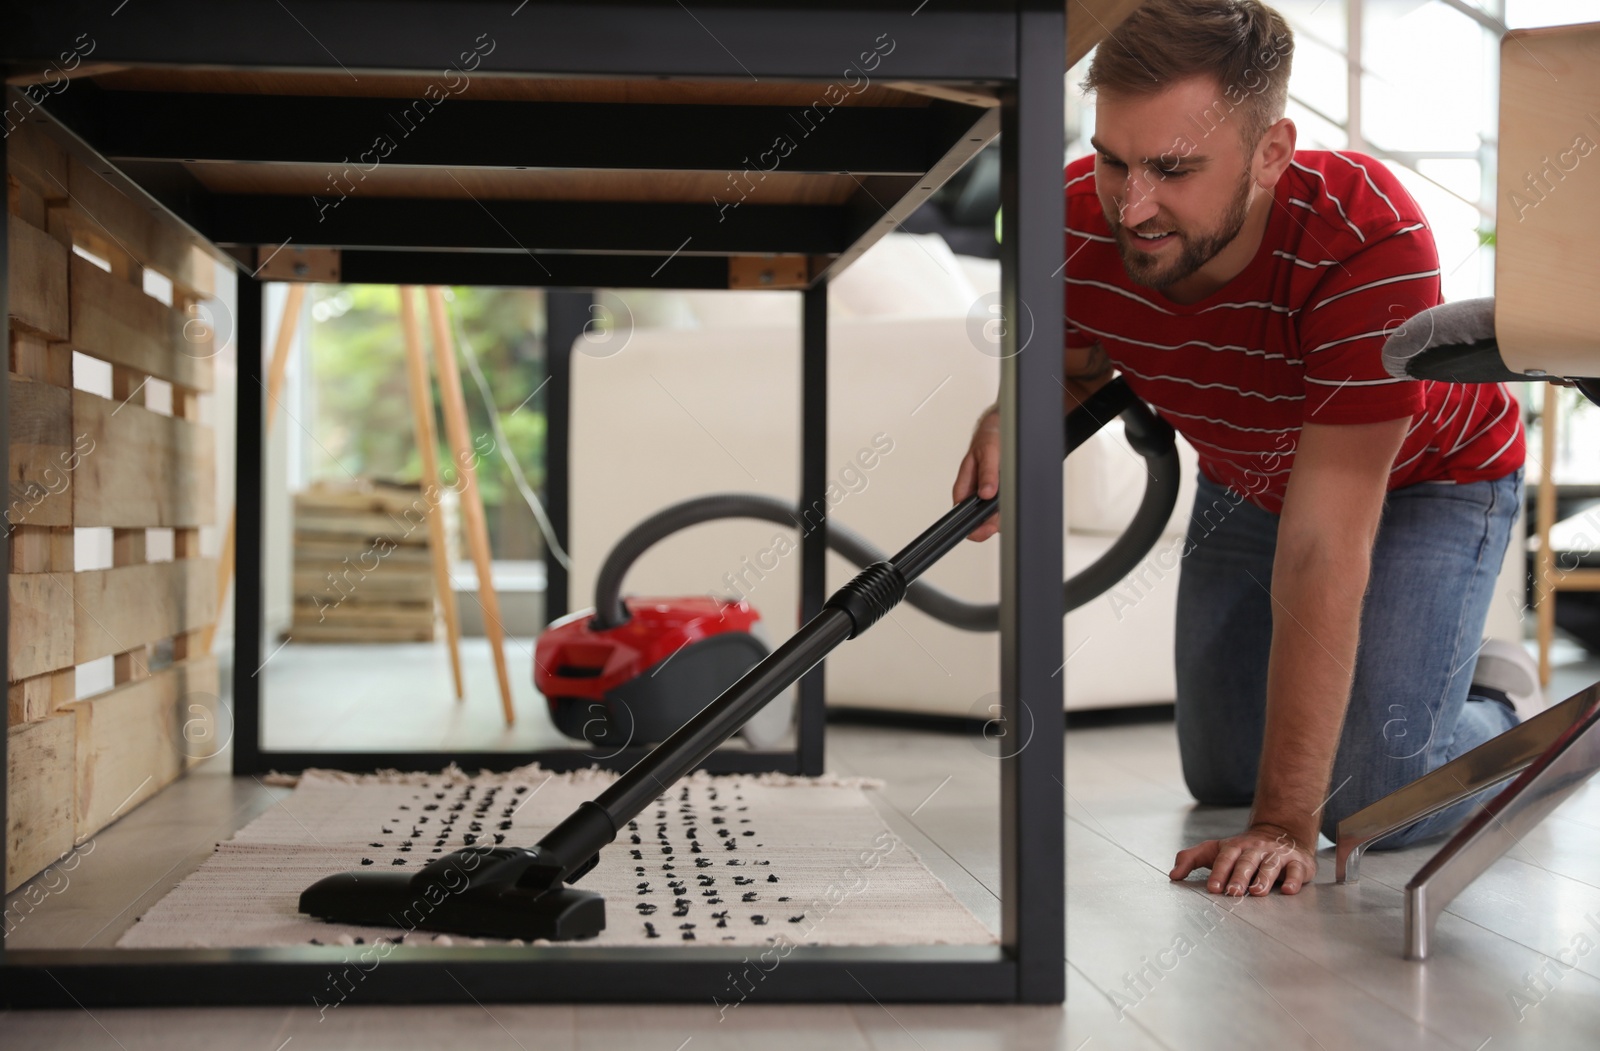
top-left (5, 646), bottom-right (1598, 1049)
top-left (260, 637), bottom-right (579, 752)
top-left (259, 636), bottom-right (783, 754)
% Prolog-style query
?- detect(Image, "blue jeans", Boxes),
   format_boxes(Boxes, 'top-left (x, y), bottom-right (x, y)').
top-left (1174, 469), bottom-right (1523, 848)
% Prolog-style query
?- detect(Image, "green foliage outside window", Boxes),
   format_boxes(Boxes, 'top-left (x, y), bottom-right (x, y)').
top-left (305, 284), bottom-right (550, 558)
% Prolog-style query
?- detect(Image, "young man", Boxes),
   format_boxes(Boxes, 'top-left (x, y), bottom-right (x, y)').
top-left (952, 0), bottom-right (1528, 896)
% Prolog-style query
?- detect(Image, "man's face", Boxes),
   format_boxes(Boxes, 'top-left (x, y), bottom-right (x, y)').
top-left (1092, 76), bottom-right (1260, 291)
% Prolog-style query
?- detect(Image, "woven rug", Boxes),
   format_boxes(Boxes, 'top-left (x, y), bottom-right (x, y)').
top-left (117, 765), bottom-right (996, 949)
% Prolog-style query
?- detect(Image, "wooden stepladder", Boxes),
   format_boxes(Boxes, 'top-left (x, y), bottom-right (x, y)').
top-left (397, 287), bottom-right (465, 702)
top-left (213, 284), bottom-right (508, 724)
top-left (418, 287), bottom-right (515, 727)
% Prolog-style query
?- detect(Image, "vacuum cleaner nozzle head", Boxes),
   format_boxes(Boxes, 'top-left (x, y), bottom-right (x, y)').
top-left (299, 845), bottom-right (606, 942)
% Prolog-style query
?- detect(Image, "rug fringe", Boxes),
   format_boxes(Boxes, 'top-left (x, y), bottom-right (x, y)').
top-left (261, 764), bottom-right (883, 791)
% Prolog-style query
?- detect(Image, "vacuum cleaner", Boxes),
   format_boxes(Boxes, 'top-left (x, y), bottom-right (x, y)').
top-left (300, 379), bottom-right (1179, 941)
top-left (536, 379), bottom-right (1184, 749)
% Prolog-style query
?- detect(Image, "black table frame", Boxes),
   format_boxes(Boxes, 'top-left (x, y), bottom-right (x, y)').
top-left (0, 0), bottom-right (1066, 1006)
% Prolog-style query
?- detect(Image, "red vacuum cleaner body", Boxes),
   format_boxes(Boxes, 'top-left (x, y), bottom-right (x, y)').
top-left (536, 597), bottom-right (771, 747)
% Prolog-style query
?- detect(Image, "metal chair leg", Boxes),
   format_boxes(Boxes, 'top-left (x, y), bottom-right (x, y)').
top-left (1335, 683), bottom-right (1600, 884)
top-left (1404, 688), bottom-right (1600, 959)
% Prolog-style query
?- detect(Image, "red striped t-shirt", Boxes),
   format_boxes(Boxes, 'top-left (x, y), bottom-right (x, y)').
top-left (1064, 150), bottom-right (1524, 513)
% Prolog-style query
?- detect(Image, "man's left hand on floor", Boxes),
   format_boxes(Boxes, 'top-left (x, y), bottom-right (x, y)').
top-left (1169, 824), bottom-right (1317, 896)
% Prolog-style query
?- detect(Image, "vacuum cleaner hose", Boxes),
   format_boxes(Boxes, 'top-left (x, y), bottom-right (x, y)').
top-left (588, 378), bottom-right (1182, 632)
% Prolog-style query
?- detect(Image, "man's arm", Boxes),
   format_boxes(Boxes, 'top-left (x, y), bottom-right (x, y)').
top-left (952, 343), bottom-right (1114, 541)
top-left (1063, 342), bottom-right (1115, 405)
top-left (1170, 416), bottom-right (1408, 894)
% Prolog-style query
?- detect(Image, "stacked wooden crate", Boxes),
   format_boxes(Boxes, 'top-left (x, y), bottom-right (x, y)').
top-left (6, 121), bottom-right (220, 892)
top-left (290, 480), bottom-right (438, 643)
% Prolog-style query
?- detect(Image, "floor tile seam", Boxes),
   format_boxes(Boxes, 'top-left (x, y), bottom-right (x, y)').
top-left (1063, 956), bottom-right (1181, 1051)
top-left (1064, 814), bottom-right (1472, 1044)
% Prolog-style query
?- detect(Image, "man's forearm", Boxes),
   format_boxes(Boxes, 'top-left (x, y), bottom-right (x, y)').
top-left (1061, 344), bottom-right (1115, 410)
top-left (1170, 418), bottom-right (1407, 894)
top-left (1066, 343), bottom-right (1112, 382)
top-left (1250, 545), bottom-right (1370, 845)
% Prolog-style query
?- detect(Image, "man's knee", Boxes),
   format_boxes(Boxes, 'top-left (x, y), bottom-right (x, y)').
top-left (1317, 777), bottom-right (1381, 845)
top-left (1176, 721), bottom-right (1258, 806)
top-left (1182, 765), bottom-right (1255, 808)
top-left (1320, 810), bottom-right (1437, 851)
top-left (1316, 774), bottom-right (1432, 847)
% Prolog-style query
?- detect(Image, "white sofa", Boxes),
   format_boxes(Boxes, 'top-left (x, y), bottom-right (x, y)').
top-left (569, 234), bottom-right (1196, 715)
top-left (568, 233), bottom-right (1524, 716)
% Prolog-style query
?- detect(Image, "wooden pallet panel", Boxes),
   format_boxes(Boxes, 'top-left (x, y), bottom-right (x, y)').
top-left (72, 389), bottom-right (214, 528)
top-left (63, 155), bottom-right (215, 298)
top-left (5, 121), bottom-right (222, 891)
top-left (292, 599), bottom-right (433, 625)
top-left (290, 595), bottom-right (436, 643)
top-left (72, 560), bottom-right (216, 664)
top-left (64, 655), bottom-right (219, 839)
top-left (292, 540), bottom-right (433, 566)
top-left (7, 372), bottom-right (75, 529)
top-left (68, 254), bottom-right (214, 391)
top-left (293, 483), bottom-right (430, 515)
top-left (294, 517), bottom-right (431, 545)
top-left (8, 674), bottom-right (52, 724)
top-left (294, 541), bottom-right (433, 563)
top-left (10, 329), bottom-right (72, 386)
top-left (8, 176), bottom-right (48, 229)
top-left (290, 479), bottom-right (440, 641)
top-left (288, 622), bottom-right (436, 644)
top-left (293, 570), bottom-right (434, 602)
top-left (5, 119), bottom-right (70, 205)
top-left (7, 216), bottom-right (69, 340)
top-left (7, 668), bottom-right (72, 726)
top-left (6, 713), bottom-right (75, 893)
top-left (294, 556), bottom-right (434, 575)
top-left (9, 526), bottom-right (72, 575)
top-left (8, 572), bottom-right (74, 682)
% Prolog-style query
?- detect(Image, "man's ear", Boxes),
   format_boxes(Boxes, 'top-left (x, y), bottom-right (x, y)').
top-left (1253, 117), bottom-right (1297, 189)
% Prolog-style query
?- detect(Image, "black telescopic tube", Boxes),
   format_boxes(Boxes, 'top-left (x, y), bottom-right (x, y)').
top-left (537, 379), bottom-right (1159, 880)
top-left (584, 610), bottom-right (856, 829)
top-left (890, 378), bottom-right (1138, 582)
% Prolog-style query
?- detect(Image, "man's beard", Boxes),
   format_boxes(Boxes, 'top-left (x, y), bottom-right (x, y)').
top-left (1107, 172), bottom-right (1254, 290)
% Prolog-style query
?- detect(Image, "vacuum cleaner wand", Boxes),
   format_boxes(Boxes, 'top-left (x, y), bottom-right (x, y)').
top-left (300, 380), bottom-right (1167, 941)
